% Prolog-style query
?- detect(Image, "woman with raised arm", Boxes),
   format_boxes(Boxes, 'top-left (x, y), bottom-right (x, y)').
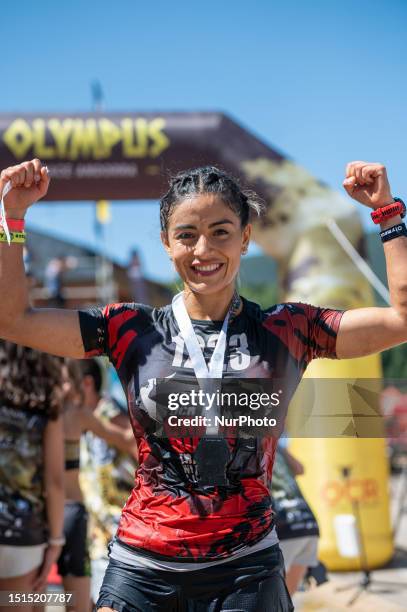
top-left (0, 159), bottom-right (407, 611)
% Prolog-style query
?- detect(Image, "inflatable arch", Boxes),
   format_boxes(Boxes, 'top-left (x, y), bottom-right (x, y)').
top-left (0, 112), bottom-right (392, 569)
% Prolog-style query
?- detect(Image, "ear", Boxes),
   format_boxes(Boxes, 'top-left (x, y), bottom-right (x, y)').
top-left (160, 230), bottom-right (172, 258)
top-left (242, 223), bottom-right (252, 251)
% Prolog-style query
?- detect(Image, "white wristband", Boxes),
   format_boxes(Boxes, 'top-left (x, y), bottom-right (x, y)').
top-left (0, 181), bottom-right (12, 245)
top-left (48, 536), bottom-right (66, 547)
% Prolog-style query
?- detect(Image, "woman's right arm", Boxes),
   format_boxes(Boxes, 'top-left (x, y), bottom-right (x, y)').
top-left (0, 160), bottom-right (85, 358)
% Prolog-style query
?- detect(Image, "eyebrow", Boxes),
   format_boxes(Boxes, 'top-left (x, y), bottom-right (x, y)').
top-left (174, 219), bottom-right (234, 231)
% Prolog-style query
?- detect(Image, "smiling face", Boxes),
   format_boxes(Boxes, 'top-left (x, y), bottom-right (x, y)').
top-left (161, 193), bottom-right (251, 295)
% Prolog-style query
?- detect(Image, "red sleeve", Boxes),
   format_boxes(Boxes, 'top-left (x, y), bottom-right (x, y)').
top-left (78, 303), bottom-right (142, 369)
top-left (263, 302), bottom-right (345, 366)
top-left (78, 305), bottom-right (107, 358)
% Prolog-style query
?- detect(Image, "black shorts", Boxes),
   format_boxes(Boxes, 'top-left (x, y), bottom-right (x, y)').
top-left (57, 501), bottom-right (91, 577)
top-left (95, 544), bottom-right (293, 612)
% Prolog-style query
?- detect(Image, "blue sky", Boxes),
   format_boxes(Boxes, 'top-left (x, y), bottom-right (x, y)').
top-left (2, 0), bottom-right (406, 281)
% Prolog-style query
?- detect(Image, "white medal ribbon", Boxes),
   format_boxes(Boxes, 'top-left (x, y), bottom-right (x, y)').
top-left (172, 291), bottom-right (232, 434)
top-left (0, 181), bottom-right (12, 245)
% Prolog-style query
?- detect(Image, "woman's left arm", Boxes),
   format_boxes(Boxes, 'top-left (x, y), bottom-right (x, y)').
top-left (336, 161), bottom-right (407, 359)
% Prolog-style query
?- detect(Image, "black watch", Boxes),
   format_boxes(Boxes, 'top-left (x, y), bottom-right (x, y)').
top-left (393, 197), bottom-right (406, 219)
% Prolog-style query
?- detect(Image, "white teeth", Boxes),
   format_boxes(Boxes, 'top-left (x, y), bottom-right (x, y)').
top-left (193, 264), bottom-right (221, 272)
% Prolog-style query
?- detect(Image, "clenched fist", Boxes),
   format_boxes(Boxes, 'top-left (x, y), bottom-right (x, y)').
top-left (343, 161), bottom-right (393, 209)
top-left (0, 159), bottom-right (50, 217)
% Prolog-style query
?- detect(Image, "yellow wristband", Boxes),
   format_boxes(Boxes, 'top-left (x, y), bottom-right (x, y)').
top-left (0, 231), bottom-right (26, 244)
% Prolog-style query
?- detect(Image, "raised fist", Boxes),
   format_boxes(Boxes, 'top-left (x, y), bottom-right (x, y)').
top-left (343, 161), bottom-right (393, 209)
top-left (0, 159), bottom-right (50, 216)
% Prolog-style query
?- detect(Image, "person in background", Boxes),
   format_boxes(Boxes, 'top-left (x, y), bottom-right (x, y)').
top-left (58, 359), bottom-right (137, 612)
top-left (270, 446), bottom-right (319, 595)
top-left (78, 359), bottom-right (137, 606)
top-left (0, 341), bottom-right (65, 610)
top-left (45, 255), bottom-right (77, 308)
top-left (127, 248), bottom-right (148, 303)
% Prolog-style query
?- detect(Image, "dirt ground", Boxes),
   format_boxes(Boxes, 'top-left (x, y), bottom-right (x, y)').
top-left (294, 471), bottom-right (407, 611)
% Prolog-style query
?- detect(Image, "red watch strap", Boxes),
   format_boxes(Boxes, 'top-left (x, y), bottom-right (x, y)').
top-left (371, 201), bottom-right (404, 225)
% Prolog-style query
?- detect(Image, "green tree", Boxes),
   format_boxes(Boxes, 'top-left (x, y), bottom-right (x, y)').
top-left (239, 284), bottom-right (278, 309)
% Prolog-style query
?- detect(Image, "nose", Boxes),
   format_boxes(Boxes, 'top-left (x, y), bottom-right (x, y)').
top-left (193, 234), bottom-right (213, 258)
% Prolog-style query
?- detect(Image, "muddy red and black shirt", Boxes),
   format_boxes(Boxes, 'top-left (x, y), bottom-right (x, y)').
top-left (78, 298), bottom-right (343, 562)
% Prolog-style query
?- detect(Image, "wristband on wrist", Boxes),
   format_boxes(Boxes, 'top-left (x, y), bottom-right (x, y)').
top-left (0, 178), bottom-right (28, 244)
top-left (380, 223), bottom-right (407, 243)
top-left (371, 197), bottom-right (406, 224)
top-left (0, 230), bottom-right (26, 244)
top-left (48, 536), bottom-right (66, 547)
top-left (2, 219), bottom-right (25, 232)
